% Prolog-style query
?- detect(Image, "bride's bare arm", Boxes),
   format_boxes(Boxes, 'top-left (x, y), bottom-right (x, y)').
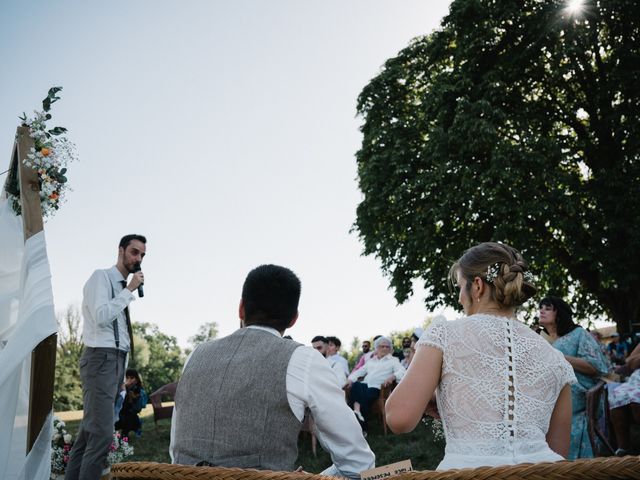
top-left (385, 345), bottom-right (442, 434)
top-left (546, 384), bottom-right (572, 458)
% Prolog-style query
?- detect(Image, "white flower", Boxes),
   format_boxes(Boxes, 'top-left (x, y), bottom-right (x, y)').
top-left (53, 433), bottom-right (61, 441)
top-left (63, 434), bottom-right (72, 444)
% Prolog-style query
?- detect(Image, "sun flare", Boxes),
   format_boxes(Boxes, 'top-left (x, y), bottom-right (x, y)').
top-left (565, 0), bottom-right (585, 15)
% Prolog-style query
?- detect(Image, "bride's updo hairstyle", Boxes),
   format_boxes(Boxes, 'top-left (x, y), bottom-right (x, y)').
top-left (449, 242), bottom-right (537, 308)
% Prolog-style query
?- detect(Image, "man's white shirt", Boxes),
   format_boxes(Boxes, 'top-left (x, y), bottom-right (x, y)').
top-left (328, 354), bottom-right (349, 376)
top-left (347, 353), bottom-right (406, 389)
top-left (82, 265), bottom-right (135, 351)
top-left (170, 325), bottom-right (374, 478)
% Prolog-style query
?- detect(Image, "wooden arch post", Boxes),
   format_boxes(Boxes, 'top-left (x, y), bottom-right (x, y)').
top-left (4, 126), bottom-right (58, 453)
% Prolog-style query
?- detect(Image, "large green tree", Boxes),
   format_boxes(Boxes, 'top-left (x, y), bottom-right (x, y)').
top-left (355, 0), bottom-right (640, 331)
top-left (131, 322), bottom-right (184, 394)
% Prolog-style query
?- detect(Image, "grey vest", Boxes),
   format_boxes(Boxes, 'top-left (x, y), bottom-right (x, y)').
top-left (173, 328), bottom-right (303, 471)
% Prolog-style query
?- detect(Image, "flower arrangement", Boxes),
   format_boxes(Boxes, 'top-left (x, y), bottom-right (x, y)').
top-left (422, 415), bottom-right (445, 443)
top-left (107, 431), bottom-right (134, 466)
top-left (6, 86), bottom-right (77, 218)
top-left (51, 417), bottom-right (73, 478)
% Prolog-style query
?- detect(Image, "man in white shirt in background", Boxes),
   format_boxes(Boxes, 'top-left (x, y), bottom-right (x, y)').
top-left (65, 234), bottom-right (146, 480)
top-left (171, 265), bottom-right (374, 478)
top-left (326, 336), bottom-right (349, 387)
top-left (311, 335), bottom-right (329, 357)
top-left (310, 335), bottom-right (346, 387)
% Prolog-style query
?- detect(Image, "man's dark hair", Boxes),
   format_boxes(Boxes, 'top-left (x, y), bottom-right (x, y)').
top-left (326, 336), bottom-right (341, 348)
top-left (312, 335), bottom-right (328, 343)
top-left (119, 234), bottom-right (147, 250)
top-left (241, 264), bottom-right (301, 331)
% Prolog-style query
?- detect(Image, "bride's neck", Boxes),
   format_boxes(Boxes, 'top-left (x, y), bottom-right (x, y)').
top-left (474, 303), bottom-right (515, 318)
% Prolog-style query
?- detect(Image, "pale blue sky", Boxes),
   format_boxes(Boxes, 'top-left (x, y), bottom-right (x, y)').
top-left (1, 0), bottom-right (455, 348)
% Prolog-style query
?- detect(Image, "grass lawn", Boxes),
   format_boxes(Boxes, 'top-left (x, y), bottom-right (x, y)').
top-left (62, 412), bottom-right (445, 472)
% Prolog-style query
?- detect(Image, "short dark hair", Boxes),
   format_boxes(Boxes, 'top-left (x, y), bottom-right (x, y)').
top-left (326, 336), bottom-right (341, 348)
top-left (312, 335), bottom-right (328, 343)
top-left (241, 264), bottom-right (301, 331)
top-left (539, 296), bottom-right (578, 337)
top-left (119, 234), bottom-right (147, 250)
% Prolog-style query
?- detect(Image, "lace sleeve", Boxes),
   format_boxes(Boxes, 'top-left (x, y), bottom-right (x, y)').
top-left (576, 328), bottom-right (610, 376)
top-left (417, 318), bottom-right (447, 352)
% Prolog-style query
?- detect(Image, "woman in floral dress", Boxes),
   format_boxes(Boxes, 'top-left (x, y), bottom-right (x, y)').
top-left (609, 343), bottom-right (640, 455)
top-left (538, 296), bottom-right (609, 459)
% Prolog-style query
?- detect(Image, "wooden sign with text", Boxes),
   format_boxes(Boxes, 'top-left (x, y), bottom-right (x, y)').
top-left (360, 460), bottom-right (413, 480)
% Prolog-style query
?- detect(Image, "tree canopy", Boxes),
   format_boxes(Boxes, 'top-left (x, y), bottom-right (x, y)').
top-left (132, 322), bottom-right (184, 394)
top-left (188, 321), bottom-right (219, 349)
top-left (354, 0), bottom-right (640, 331)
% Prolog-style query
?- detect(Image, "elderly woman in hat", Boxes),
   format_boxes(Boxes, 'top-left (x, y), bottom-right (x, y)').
top-left (346, 336), bottom-right (406, 431)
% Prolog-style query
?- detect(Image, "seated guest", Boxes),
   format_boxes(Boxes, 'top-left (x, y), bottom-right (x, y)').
top-left (171, 265), bottom-right (374, 478)
top-left (115, 369), bottom-right (147, 438)
top-left (351, 336), bottom-right (381, 374)
top-left (327, 337), bottom-right (349, 388)
top-left (312, 335), bottom-right (347, 388)
top-left (356, 340), bottom-right (371, 362)
top-left (346, 336), bottom-right (406, 430)
top-left (402, 328), bottom-right (425, 369)
top-left (538, 295), bottom-right (609, 459)
top-left (393, 337), bottom-right (412, 362)
top-left (608, 334), bottom-right (630, 366)
top-left (311, 335), bottom-right (329, 357)
top-left (609, 342), bottom-right (640, 456)
top-left (327, 336), bottom-right (350, 380)
top-left (400, 348), bottom-right (412, 369)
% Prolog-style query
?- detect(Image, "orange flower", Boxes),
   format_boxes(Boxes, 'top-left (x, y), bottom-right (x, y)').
top-left (41, 147), bottom-right (50, 156)
top-left (49, 192), bottom-right (59, 200)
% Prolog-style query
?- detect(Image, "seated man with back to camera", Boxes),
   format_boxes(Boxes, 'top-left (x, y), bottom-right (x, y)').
top-left (170, 264), bottom-right (374, 478)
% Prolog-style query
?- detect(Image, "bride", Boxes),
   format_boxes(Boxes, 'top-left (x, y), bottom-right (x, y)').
top-left (385, 242), bottom-right (576, 469)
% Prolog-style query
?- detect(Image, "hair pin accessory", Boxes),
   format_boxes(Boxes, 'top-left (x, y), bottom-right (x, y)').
top-left (485, 263), bottom-right (500, 283)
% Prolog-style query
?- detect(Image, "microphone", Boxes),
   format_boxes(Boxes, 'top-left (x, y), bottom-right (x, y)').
top-left (133, 263), bottom-right (144, 298)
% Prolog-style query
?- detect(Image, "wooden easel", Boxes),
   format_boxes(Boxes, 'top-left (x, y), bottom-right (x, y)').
top-left (3, 126), bottom-right (57, 453)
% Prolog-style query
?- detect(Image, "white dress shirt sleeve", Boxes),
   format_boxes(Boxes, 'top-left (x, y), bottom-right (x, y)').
top-left (170, 350), bottom-right (194, 463)
top-left (331, 363), bottom-right (348, 388)
top-left (348, 359), bottom-right (368, 382)
top-left (287, 347), bottom-right (375, 478)
top-left (83, 269), bottom-right (134, 327)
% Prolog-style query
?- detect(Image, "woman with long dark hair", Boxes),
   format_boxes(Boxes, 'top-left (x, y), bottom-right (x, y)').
top-left (115, 369), bottom-right (148, 438)
top-left (538, 296), bottom-right (609, 459)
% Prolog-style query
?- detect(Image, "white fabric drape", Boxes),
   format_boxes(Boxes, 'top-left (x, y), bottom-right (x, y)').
top-left (0, 193), bottom-right (57, 480)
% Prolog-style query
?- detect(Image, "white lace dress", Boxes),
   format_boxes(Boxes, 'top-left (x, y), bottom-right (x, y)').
top-left (418, 314), bottom-right (576, 470)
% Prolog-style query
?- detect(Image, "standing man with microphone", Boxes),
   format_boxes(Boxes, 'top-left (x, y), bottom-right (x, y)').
top-left (65, 234), bottom-right (146, 480)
